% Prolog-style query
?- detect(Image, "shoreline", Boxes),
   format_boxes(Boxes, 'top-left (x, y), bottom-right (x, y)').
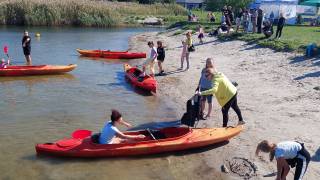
top-left (129, 29), bottom-right (320, 179)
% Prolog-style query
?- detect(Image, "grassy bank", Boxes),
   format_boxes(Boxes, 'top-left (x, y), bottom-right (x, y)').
top-left (168, 10), bottom-right (319, 52)
top-left (218, 26), bottom-right (320, 52)
top-left (0, 0), bottom-right (186, 27)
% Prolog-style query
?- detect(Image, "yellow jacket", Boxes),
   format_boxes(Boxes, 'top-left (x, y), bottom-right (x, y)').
top-left (201, 72), bottom-right (237, 107)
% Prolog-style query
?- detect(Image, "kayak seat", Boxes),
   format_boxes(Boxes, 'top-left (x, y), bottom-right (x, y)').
top-left (91, 133), bottom-right (101, 144)
top-left (133, 69), bottom-right (141, 77)
top-left (152, 130), bottom-right (167, 139)
top-left (142, 130), bottom-right (166, 140)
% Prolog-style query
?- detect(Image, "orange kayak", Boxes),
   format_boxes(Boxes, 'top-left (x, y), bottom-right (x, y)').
top-left (35, 126), bottom-right (243, 158)
top-left (0, 64), bottom-right (77, 76)
top-left (77, 49), bottom-right (146, 59)
top-left (124, 64), bottom-right (157, 93)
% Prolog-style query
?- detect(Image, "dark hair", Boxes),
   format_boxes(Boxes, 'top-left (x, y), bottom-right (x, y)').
top-left (157, 41), bottom-right (162, 47)
top-left (110, 109), bottom-right (122, 123)
top-left (147, 41), bottom-right (154, 46)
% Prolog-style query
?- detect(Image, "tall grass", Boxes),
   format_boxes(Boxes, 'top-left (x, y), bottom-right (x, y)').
top-left (0, 0), bottom-right (186, 27)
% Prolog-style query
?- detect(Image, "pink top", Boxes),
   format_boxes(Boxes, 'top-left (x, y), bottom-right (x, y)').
top-left (181, 42), bottom-right (188, 55)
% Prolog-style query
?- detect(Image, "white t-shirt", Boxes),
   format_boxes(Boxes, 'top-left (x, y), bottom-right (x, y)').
top-left (99, 121), bottom-right (121, 144)
top-left (275, 141), bottom-right (302, 159)
top-left (150, 47), bottom-right (157, 59)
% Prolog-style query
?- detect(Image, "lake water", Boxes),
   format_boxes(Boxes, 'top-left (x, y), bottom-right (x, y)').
top-left (0, 26), bottom-right (191, 179)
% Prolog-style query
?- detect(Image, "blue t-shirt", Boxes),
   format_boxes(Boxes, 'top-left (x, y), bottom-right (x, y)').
top-left (275, 141), bottom-right (302, 159)
top-left (99, 121), bottom-right (121, 144)
top-left (200, 69), bottom-right (213, 89)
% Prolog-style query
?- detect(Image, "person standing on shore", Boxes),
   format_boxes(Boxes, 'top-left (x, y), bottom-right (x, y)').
top-left (156, 41), bottom-right (165, 75)
top-left (141, 41), bottom-right (157, 77)
top-left (275, 13), bottom-right (286, 39)
top-left (195, 61), bottom-right (245, 127)
top-left (197, 58), bottom-right (214, 119)
top-left (236, 8), bottom-right (243, 33)
top-left (251, 9), bottom-right (257, 33)
top-left (197, 25), bottom-right (204, 44)
top-left (180, 32), bottom-right (194, 70)
top-left (228, 6), bottom-right (234, 25)
top-left (22, 30), bottom-right (32, 65)
top-left (256, 140), bottom-right (310, 180)
top-left (180, 40), bottom-right (189, 70)
top-left (257, 8), bottom-right (263, 33)
top-left (222, 6), bottom-right (232, 33)
top-left (243, 9), bottom-right (250, 33)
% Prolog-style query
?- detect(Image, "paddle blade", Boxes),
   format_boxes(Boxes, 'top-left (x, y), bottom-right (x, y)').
top-left (3, 46), bottom-right (8, 54)
top-left (71, 129), bottom-right (92, 139)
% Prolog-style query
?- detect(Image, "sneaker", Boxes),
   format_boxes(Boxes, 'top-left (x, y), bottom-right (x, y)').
top-left (238, 121), bottom-right (246, 125)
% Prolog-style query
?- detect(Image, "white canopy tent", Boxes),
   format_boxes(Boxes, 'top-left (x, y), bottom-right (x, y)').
top-left (252, 0), bottom-right (299, 24)
top-left (251, 0), bottom-right (318, 24)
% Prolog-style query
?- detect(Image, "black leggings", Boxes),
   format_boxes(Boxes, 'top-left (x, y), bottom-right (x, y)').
top-left (276, 26), bottom-right (283, 38)
top-left (221, 93), bottom-right (243, 127)
top-left (285, 147), bottom-right (310, 180)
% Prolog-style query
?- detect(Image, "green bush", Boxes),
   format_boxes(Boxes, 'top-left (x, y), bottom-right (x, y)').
top-left (0, 0), bottom-right (187, 27)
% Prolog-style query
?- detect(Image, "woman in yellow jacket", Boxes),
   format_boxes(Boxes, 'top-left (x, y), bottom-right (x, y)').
top-left (196, 62), bottom-right (245, 127)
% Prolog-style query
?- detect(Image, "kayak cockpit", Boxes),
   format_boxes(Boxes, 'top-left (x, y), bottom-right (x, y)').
top-left (91, 127), bottom-right (191, 145)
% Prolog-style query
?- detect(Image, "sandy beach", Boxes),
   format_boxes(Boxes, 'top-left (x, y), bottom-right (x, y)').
top-left (129, 30), bottom-right (320, 179)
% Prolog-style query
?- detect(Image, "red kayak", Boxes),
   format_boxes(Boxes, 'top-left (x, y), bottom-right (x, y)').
top-left (124, 64), bottom-right (157, 93)
top-left (35, 126), bottom-right (243, 158)
top-left (77, 49), bottom-right (146, 59)
top-left (0, 64), bottom-right (77, 76)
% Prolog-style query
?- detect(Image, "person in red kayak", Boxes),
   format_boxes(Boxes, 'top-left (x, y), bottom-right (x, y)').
top-left (22, 30), bottom-right (32, 65)
top-left (99, 109), bottom-right (145, 144)
top-left (0, 58), bottom-right (9, 68)
top-left (141, 41), bottom-right (158, 77)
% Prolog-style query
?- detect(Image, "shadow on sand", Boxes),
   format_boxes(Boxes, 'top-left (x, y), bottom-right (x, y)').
top-left (311, 147), bottom-right (320, 162)
top-left (294, 70), bottom-right (320, 80)
top-left (290, 55), bottom-right (320, 66)
top-left (155, 68), bottom-right (187, 76)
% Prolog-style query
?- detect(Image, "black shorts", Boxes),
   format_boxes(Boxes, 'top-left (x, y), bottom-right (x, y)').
top-left (157, 58), bottom-right (164, 62)
top-left (23, 47), bottom-right (31, 56)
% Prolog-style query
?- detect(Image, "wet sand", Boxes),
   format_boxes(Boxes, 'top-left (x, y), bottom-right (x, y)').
top-left (129, 30), bottom-right (320, 179)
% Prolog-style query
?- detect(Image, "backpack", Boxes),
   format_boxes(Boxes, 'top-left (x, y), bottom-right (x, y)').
top-left (181, 95), bottom-right (202, 127)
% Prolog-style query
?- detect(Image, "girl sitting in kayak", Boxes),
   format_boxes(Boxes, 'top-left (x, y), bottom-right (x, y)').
top-left (99, 109), bottom-right (145, 144)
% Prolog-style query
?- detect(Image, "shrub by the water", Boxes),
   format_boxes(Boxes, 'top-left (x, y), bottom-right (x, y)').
top-left (0, 0), bottom-right (186, 27)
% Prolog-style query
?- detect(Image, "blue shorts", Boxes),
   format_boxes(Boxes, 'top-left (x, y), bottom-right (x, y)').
top-left (200, 88), bottom-right (213, 103)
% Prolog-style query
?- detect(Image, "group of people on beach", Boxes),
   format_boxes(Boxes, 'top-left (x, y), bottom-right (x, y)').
top-left (140, 41), bottom-right (165, 77)
top-left (207, 5), bottom-right (286, 40)
top-left (126, 26), bottom-right (311, 179)
top-left (4, 28), bottom-right (311, 180)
